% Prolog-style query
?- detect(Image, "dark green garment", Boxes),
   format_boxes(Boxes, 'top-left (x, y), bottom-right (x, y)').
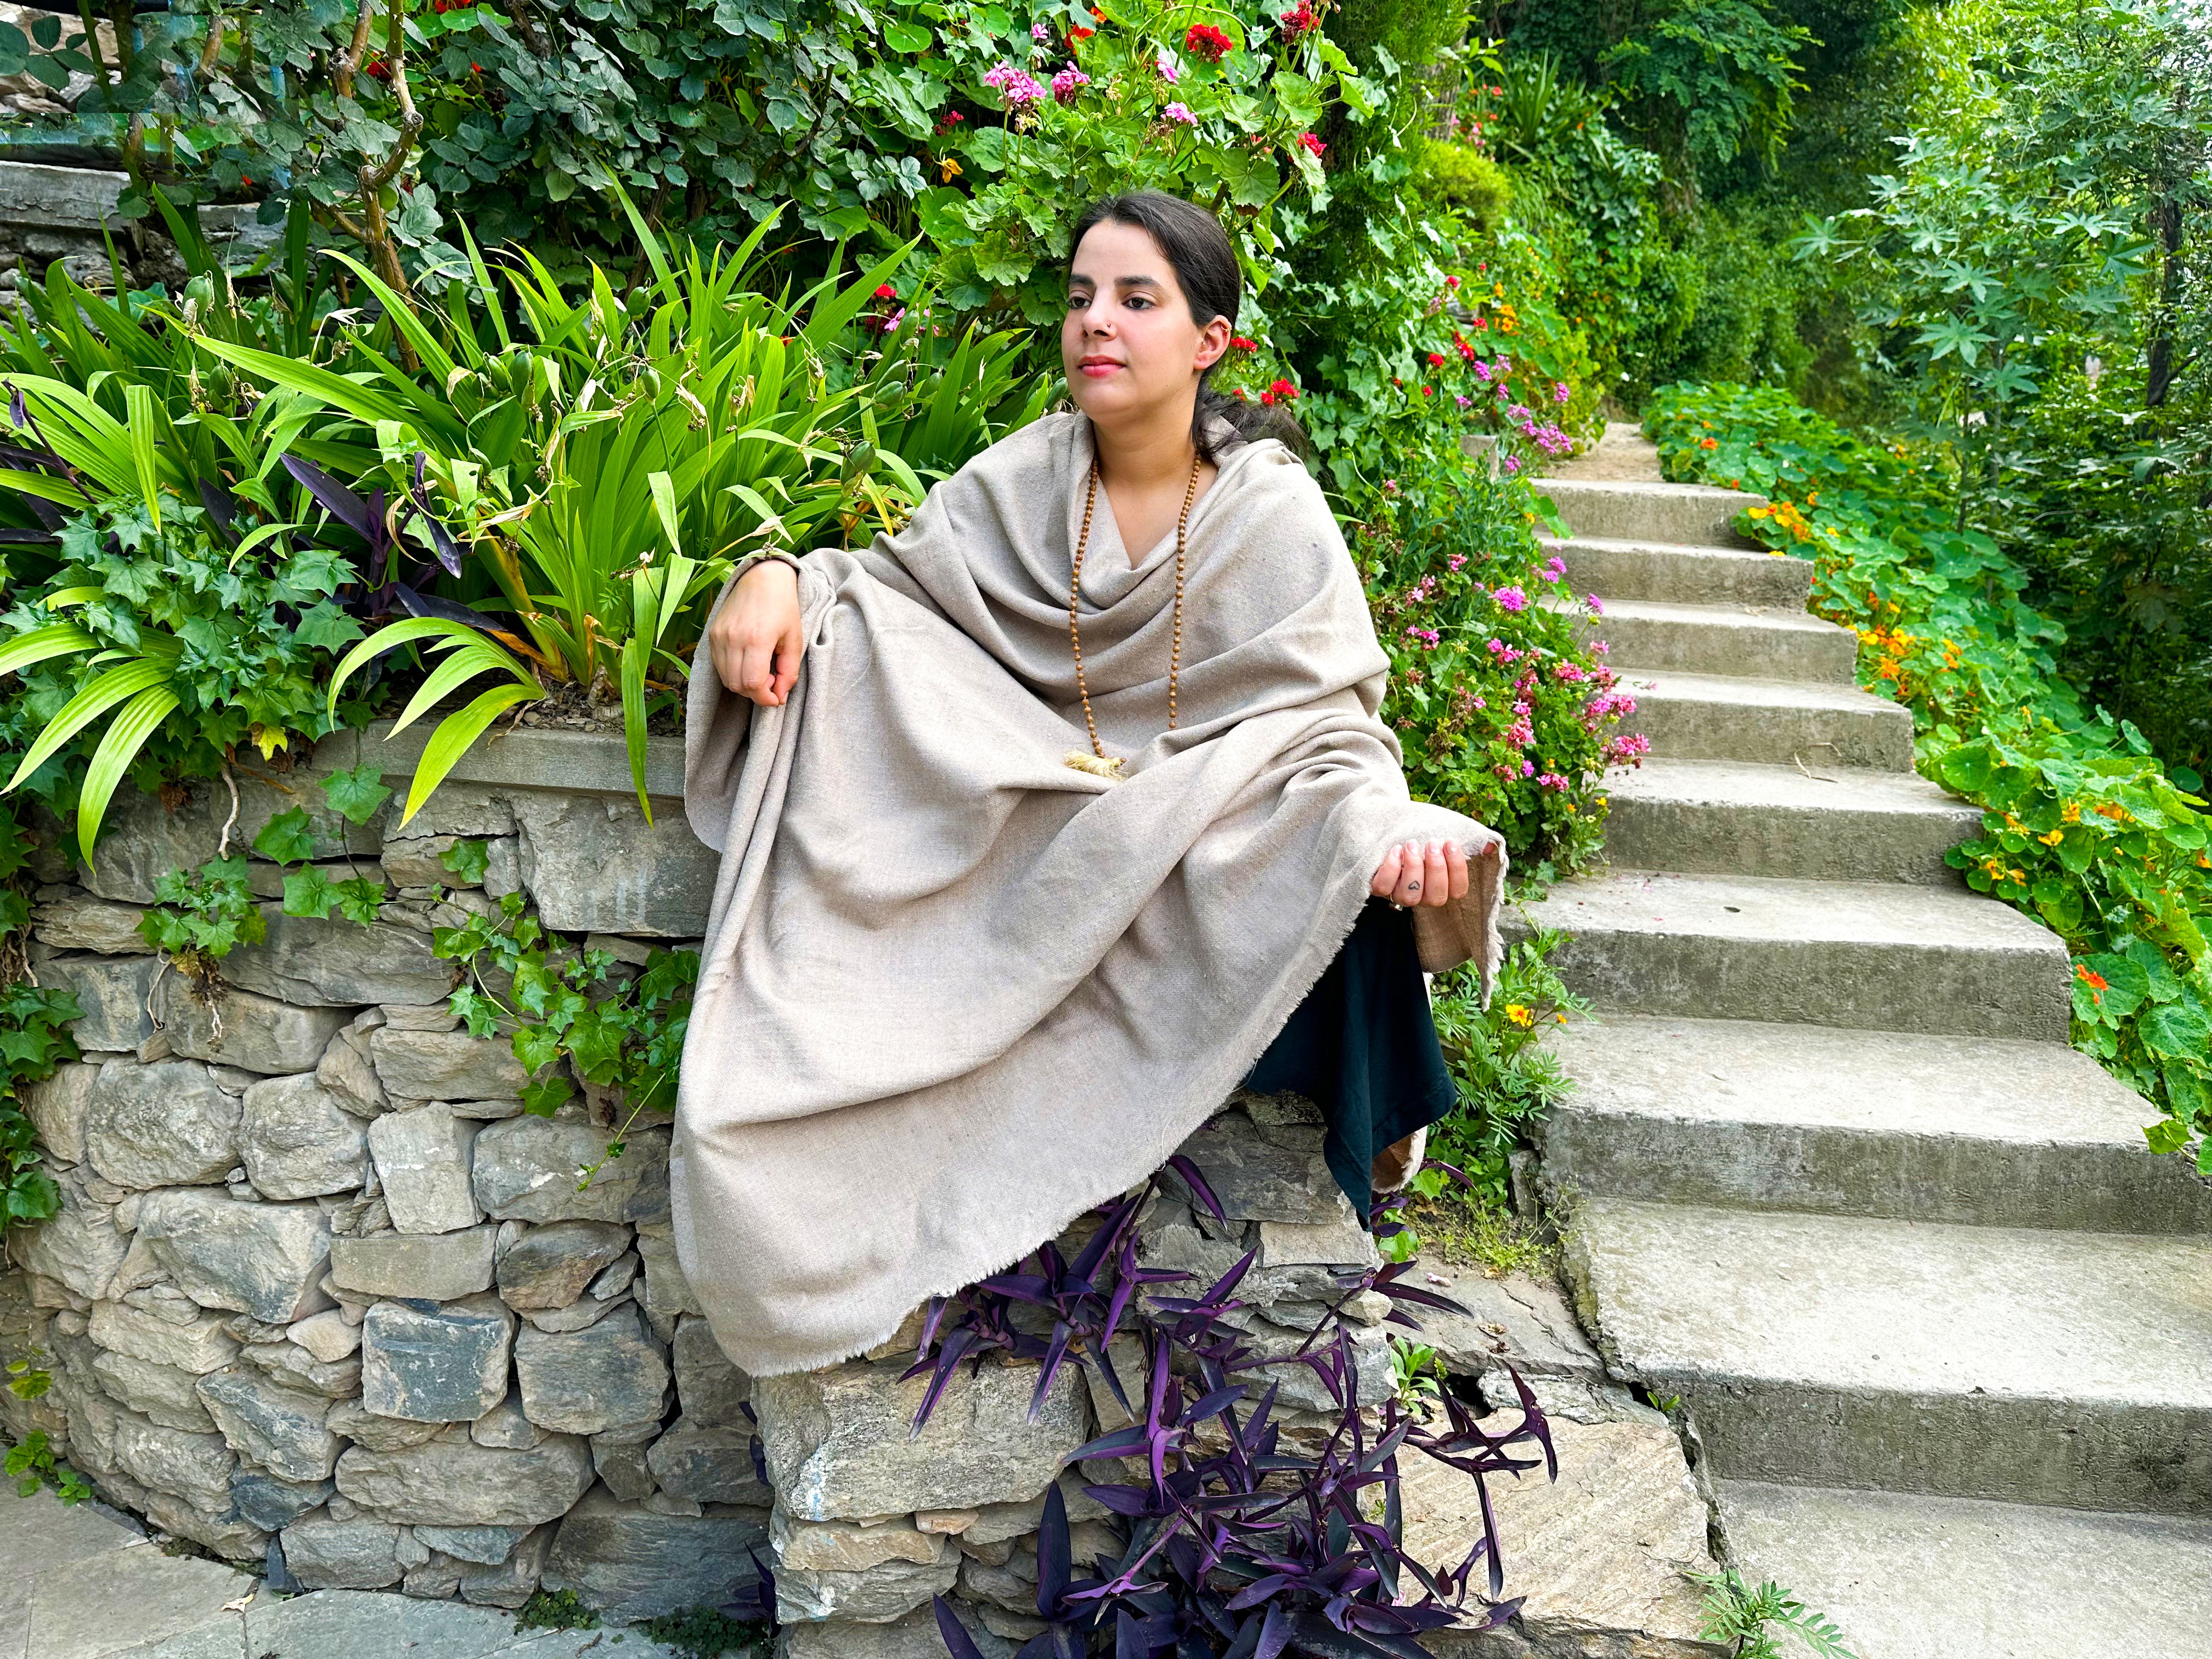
top-left (1240, 896), bottom-right (1459, 1217)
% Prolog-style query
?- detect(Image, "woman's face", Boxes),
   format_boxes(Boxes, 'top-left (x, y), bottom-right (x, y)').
top-left (1062, 219), bottom-right (1231, 431)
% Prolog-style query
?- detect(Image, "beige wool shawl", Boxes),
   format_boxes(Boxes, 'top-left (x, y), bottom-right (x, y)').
top-left (675, 409), bottom-right (1506, 1378)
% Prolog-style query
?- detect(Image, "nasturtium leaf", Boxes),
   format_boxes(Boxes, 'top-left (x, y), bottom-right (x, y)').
top-left (2140, 1000), bottom-right (2211, 1060)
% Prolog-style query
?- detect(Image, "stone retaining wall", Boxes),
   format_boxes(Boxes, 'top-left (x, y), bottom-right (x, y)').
top-left (0, 729), bottom-right (1395, 1656)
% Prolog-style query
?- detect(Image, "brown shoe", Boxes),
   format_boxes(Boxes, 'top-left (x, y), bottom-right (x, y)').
top-left (1370, 1127), bottom-right (1427, 1195)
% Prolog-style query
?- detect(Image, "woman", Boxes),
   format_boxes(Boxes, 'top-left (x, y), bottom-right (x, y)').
top-left (676, 191), bottom-right (1505, 1379)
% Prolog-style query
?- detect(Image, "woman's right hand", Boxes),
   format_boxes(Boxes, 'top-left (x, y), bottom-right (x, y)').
top-left (709, 560), bottom-right (805, 707)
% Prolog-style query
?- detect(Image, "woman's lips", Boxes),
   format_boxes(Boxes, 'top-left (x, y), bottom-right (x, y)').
top-left (1079, 360), bottom-right (1122, 377)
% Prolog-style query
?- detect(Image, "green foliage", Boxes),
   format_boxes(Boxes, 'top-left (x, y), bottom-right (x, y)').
top-left (1649, 381), bottom-right (2212, 1167)
top-left (1420, 920), bottom-right (1589, 1211)
top-left (1604, 1), bottom-right (1813, 180)
top-left (1386, 1335), bottom-right (1447, 1412)
top-left (514, 1587), bottom-right (601, 1632)
top-left (4, 1430), bottom-right (92, 1505)
top-left (0, 983), bottom-right (83, 1227)
top-left (1345, 445), bottom-right (1632, 871)
top-left (638, 1604), bottom-right (773, 1658)
top-left (1692, 1568), bottom-right (1855, 1658)
top-left (1413, 140), bottom-right (1511, 236)
top-left (436, 881), bottom-right (697, 1187)
top-left (137, 858), bottom-right (266, 972)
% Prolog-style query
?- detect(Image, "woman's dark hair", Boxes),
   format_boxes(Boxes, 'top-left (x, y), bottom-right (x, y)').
top-left (1066, 191), bottom-right (1316, 467)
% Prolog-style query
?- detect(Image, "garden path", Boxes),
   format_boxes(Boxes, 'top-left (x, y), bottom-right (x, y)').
top-left (0, 1483), bottom-right (687, 1659)
top-left (1523, 422), bottom-right (2212, 1658)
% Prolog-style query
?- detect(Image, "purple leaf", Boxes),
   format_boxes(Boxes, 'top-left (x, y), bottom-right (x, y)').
top-left (932, 1595), bottom-right (993, 1659)
top-left (283, 454), bottom-right (381, 550)
top-left (1165, 1154), bottom-right (1226, 1223)
top-left (1036, 1481), bottom-right (1071, 1617)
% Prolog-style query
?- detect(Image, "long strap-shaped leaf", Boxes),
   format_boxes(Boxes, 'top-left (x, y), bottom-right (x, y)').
top-left (398, 682), bottom-right (540, 828)
top-left (6, 654), bottom-right (172, 791)
top-left (75, 682), bottom-right (180, 862)
top-left (0, 621), bottom-right (99, 679)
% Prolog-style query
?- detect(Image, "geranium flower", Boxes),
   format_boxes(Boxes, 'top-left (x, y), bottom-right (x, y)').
top-left (1032, 19), bottom-right (1052, 39)
top-left (1493, 585), bottom-right (1527, 612)
top-left (1427, 352), bottom-right (1447, 368)
top-left (1279, 1), bottom-right (1320, 40)
top-left (1162, 101), bottom-right (1199, 125)
top-left (1051, 63), bottom-right (1091, 102)
top-left (1155, 49), bottom-right (1181, 83)
top-left (1298, 131), bottom-right (1325, 157)
top-left (1231, 335), bottom-right (1259, 351)
top-left (983, 61), bottom-right (1047, 108)
top-left (1186, 23), bottom-right (1234, 61)
top-left (873, 284), bottom-right (897, 300)
top-left (1554, 382), bottom-right (1571, 403)
top-left (1266, 377), bottom-right (1299, 400)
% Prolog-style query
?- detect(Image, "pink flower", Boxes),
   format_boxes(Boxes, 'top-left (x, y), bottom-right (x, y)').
top-left (1298, 132), bottom-right (1325, 158)
top-left (983, 61), bottom-right (1047, 108)
top-left (1162, 101), bottom-right (1199, 125)
top-left (1493, 585), bottom-right (1527, 613)
top-left (1554, 382), bottom-right (1571, 404)
top-left (1503, 455), bottom-right (1521, 474)
top-left (1472, 362), bottom-right (1491, 383)
top-left (1541, 555), bottom-right (1566, 583)
top-left (1446, 553), bottom-right (1466, 571)
top-left (1520, 758), bottom-right (1536, 777)
top-left (1051, 63), bottom-right (1090, 101)
top-left (1031, 19), bottom-right (1052, 39)
top-left (1537, 772), bottom-right (1568, 791)
top-left (1155, 49), bottom-right (1181, 83)
top-left (1586, 593), bottom-right (1604, 616)
top-left (1554, 661), bottom-right (1586, 681)
top-left (1454, 394), bottom-right (1471, 408)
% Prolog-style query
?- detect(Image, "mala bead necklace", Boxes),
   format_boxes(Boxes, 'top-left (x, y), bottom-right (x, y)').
top-left (1064, 449), bottom-right (1203, 780)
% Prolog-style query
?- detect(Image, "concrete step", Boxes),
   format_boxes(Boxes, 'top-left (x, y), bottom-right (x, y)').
top-left (1564, 1198), bottom-right (2212, 1513)
top-left (1539, 477), bottom-right (1765, 548)
top-left (1599, 758), bottom-right (1980, 885)
top-left (1516, 869), bottom-right (2072, 1041)
top-left (1577, 597), bottom-right (1859, 684)
top-left (1716, 1480), bottom-right (2212, 1659)
top-left (1548, 534), bottom-right (1815, 609)
top-left (1619, 667), bottom-right (1916, 771)
top-left (1538, 1014), bottom-right (2210, 1233)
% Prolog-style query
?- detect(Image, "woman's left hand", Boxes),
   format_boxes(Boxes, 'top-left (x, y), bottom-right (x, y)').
top-left (1372, 838), bottom-right (1478, 909)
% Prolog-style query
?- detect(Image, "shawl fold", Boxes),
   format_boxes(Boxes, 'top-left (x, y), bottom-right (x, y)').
top-left (676, 410), bottom-right (1506, 1377)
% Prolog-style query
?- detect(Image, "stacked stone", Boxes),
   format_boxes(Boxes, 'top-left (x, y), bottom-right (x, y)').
top-left (755, 1091), bottom-right (1398, 1659)
top-left (0, 744), bottom-right (1401, 1646)
top-left (0, 766), bottom-right (764, 1623)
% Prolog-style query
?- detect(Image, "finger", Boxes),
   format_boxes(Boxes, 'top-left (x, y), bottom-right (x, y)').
top-left (770, 624), bottom-right (805, 702)
top-left (1372, 845), bottom-right (1402, 897)
top-left (1392, 841), bottom-right (1425, 906)
top-left (1420, 840), bottom-right (1449, 907)
top-left (1444, 841), bottom-right (1470, 900)
top-left (737, 640), bottom-right (778, 706)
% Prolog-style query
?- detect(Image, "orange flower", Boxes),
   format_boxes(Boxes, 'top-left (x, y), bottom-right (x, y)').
top-left (2075, 963), bottom-right (2108, 992)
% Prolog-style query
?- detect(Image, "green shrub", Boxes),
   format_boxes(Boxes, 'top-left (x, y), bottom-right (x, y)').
top-left (1647, 382), bottom-right (2212, 1168)
top-left (1414, 139), bottom-right (1511, 234)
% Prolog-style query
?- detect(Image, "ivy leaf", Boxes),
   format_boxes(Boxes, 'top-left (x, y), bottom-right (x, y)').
top-left (322, 761), bottom-right (394, 826)
top-left (512, 1023), bottom-right (562, 1076)
top-left (520, 1074), bottom-right (573, 1116)
top-left (252, 808), bottom-right (319, 865)
top-left (450, 986), bottom-right (501, 1040)
top-left (281, 865), bottom-right (339, 920)
top-left (332, 878), bottom-right (386, 926)
top-left (440, 838), bottom-right (491, 884)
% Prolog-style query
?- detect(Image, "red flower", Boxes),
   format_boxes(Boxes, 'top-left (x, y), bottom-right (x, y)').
top-left (1069, 25), bottom-right (1094, 39)
top-left (1279, 1), bottom-right (1319, 38)
top-left (1421, 385), bottom-right (1433, 396)
top-left (874, 284), bottom-right (898, 300)
top-left (1391, 376), bottom-right (1403, 387)
top-left (1230, 335), bottom-right (1259, 351)
top-left (1297, 131), bottom-right (1325, 157)
top-left (1444, 274), bottom-right (1460, 288)
top-left (1185, 23), bottom-right (1234, 62)
top-left (1266, 376), bottom-right (1299, 400)
top-left (1470, 316), bottom-right (1488, 331)
top-left (1426, 352), bottom-right (1447, 368)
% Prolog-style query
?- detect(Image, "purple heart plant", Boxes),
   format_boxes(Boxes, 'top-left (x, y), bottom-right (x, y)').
top-left (898, 1156), bottom-right (1556, 1658)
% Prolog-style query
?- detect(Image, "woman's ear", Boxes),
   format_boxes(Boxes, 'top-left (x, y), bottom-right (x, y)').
top-left (1194, 313), bottom-right (1233, 376)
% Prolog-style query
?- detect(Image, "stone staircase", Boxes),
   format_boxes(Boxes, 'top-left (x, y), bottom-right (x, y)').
top-left (1520, 426), bottom-right (2212, 1657)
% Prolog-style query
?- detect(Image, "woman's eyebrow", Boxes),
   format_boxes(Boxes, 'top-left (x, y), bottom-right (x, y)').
top-left (1069, 274), bottom-right (1168, 291)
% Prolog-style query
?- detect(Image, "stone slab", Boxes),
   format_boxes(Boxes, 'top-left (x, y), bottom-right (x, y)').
top-left (1542, 1014), bottom-right (2208, 1232)
top-left (1403, 1413), bottom-right (1722, 1658)
top-left (1567, 1198), bottom-right (2212, 1512)
top-left (1615, 666), bottom-right (1916, 771)
top-left (1550, 534), bottom-right (1814, 609)
top-left (1567, 595), bottom-right (1858, 684)
top-left (1716, 1479), bottom-right (2212, 1659)
top-left (22, 1534), bottom-right (255, 1659)
top-left (1542, 476), bottom-right (1764, 548)
top-left (1515, 868), bottom-right (2072, 1041)
top-left (540, 1488), bottom-right (770, 1623)
top-left (1598, 757), bottom-right (1981, 886)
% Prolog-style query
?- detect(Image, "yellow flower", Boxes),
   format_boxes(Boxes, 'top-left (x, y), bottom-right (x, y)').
top-left (1505, 1003), bottom-right (1534, 1028)
top-left (2040, 828), bottom-right (2064, 846)
top-left (2061, 800), bottom-right (2081, 825)
top-left (1553, 1012), bottom-right (1567, 1024)
top-left (939, 156), bottom-right (963, 182)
